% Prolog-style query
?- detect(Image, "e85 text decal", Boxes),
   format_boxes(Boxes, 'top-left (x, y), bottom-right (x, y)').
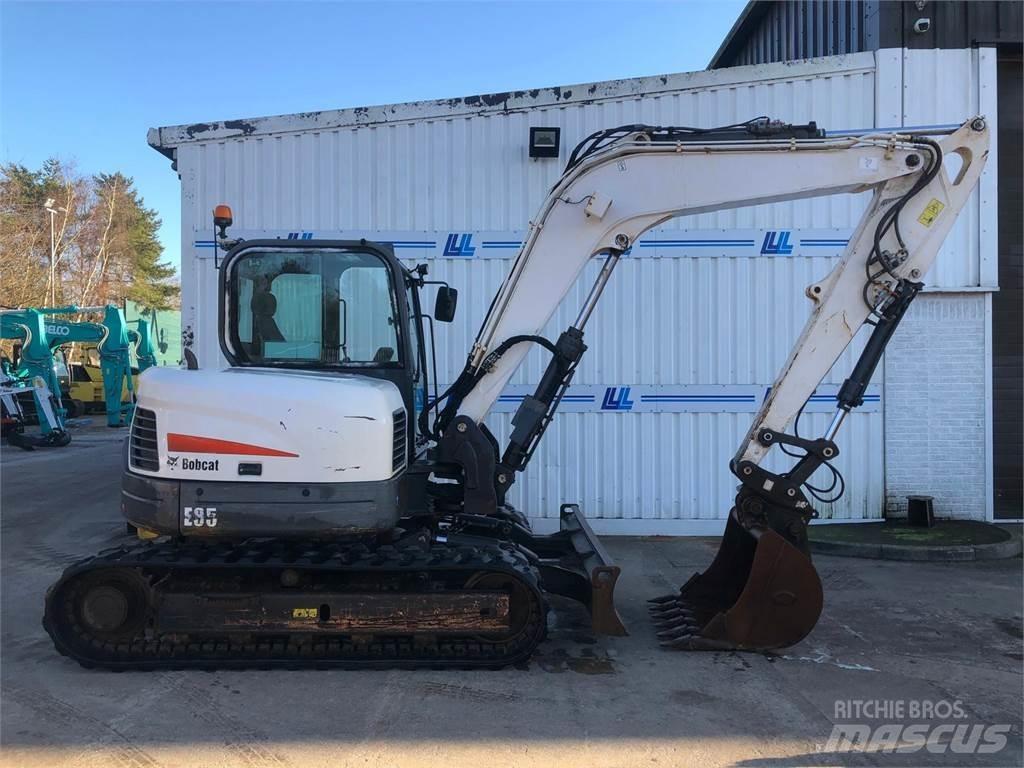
top-left (182, 506), bottom-right (218, 528)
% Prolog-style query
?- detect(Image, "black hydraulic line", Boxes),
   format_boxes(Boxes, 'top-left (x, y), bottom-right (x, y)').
top-left (862, 137), bottom-right (942, 311)
top-left (502, 327), bottom-right (586, 472)
top-left (427, 334), bottom-right (559, 439)
top-left (838, 279), bottom-right (922, 411)
top-left (479, 334), bottom-right (558, 370)
top-left (564, 118), bottom-right (824, 174)
top-left (769, 280), bottom-right (923, 507)
top-left (768, 280), bottom-right (921, 507)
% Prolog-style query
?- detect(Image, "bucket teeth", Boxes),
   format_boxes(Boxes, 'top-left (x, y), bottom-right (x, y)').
top-left (653, 610), bottom-right (698, 627)
top-left (651, 606), bottom-right (684, 618)
top-left (648, 593), bottom-right (679, 605)
top-left (656, 623), bottom-right (699, 640)
top-left (651, 611), bottom-right (685, 623)
top-left (649, 603), bottom-right (697, 621)
top-left (648, 511), bottom-right (824, 653)
top-left (648, 605), bottom-right (675, 617)
top-left (651, 606), bottom-right (688, 620)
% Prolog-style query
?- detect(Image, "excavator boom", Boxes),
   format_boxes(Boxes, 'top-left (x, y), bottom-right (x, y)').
top-left (432, 117), bottom-right (989, 651)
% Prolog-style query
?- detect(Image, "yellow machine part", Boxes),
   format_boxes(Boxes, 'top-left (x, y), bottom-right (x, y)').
top-left (69, 362), bottom-right (139, 408)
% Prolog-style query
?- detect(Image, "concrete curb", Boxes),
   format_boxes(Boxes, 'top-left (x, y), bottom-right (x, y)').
top-left (810, 529), bottom-right (1023, 561)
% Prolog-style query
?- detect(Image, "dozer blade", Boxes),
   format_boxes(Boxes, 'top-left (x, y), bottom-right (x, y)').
top-left (532, 504), bottom-right (628, 637)
top-left (561, 504), bottom-right (628, 637)
top-left (650, 510), bottom-right (822, 651)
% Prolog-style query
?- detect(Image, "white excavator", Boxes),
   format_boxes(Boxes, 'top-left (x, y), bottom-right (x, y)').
top-left (44, 116), bottom-right (988, 669)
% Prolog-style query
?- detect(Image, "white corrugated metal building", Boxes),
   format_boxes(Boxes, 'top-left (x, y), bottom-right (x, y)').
top-left (150, 47), bottom-right (1002, 533)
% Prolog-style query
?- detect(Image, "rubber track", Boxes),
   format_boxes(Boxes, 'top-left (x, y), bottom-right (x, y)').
top-left (43, 537), bottom-right (547, 670)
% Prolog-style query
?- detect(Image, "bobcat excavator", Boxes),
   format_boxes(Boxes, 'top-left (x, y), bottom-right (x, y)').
top-left (44, 116), bottom-right (988, 669)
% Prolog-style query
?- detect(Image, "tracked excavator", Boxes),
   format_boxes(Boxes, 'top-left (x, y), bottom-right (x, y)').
top-left (44, 116), bottom-right (988, 669)
top-left (1, 308), bottom-right (72, 447)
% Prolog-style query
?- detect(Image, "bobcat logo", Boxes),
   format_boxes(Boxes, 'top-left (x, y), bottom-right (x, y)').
top-left (166, 455), bottom-right (180, 468)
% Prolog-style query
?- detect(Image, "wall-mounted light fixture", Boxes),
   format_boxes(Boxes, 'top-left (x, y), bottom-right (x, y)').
top-left (529, 127), bottom-right (561, 159)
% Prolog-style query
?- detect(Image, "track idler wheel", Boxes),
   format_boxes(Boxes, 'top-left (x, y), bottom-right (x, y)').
top-left (45, 568), bottom-right (152, 663)
top-left (465, 571), bottom-right (535, 643)
top-left (650, 509), bottom-right (822, 651)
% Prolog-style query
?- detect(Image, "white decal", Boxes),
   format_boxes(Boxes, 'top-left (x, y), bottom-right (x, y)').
top-left (182, 506), bottom-right (218, 528)
top-left (859, 157), bottom-right (879, 172)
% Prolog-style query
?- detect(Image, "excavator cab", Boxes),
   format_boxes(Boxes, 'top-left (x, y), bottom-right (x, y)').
top-left (113, 238), bottom-right (448, 540)
top-left (218, 238), bottom-right (460, 452)
top-left (221, 241), bottom-right (430, 429)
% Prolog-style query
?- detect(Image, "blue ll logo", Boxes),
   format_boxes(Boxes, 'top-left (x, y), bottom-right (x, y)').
top-left (760, 230), bottom-right (794, 255)
top-left (443, 233), bottom-right (476, 257)
top-left (601, 386), bottom-right (634, 411)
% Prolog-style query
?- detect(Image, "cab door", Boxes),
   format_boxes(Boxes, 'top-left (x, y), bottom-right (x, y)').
top-left (404, 277), bottom-right (430, 454)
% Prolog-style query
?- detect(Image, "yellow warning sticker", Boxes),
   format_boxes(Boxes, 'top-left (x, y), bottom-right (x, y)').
top-left (292, 608), bottom-right (318, 619)
top-left (918, 198), bottom-right (945, 228)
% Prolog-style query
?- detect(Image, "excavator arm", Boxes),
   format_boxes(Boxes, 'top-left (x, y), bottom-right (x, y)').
top-left (129, 319), bottom-right (158, 371)
top-left (43, 305), bottom-right (137, 427)
top-left (432, 117), bottom-right (989, 650)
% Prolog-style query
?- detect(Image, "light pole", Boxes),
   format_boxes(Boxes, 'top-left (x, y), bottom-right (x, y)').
top-left (43, 198), bottom-right (66, 305)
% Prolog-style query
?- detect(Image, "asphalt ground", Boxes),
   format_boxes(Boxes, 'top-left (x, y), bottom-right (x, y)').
top-left (1, 423), bottom-right (1021, 767)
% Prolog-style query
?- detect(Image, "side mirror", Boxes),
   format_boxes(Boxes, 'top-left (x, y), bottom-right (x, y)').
top-left (434, 286), bottom-right (458, 323)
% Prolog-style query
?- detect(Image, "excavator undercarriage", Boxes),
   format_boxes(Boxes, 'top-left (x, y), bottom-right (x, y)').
top-left (43, 116), bottom-right (988, 669)
top-left (46, 536), bottom-right (548, 669)
top-left (45, 504), bottom-right (622, 669)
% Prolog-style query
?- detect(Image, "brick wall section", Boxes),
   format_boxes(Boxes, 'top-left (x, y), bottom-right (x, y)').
top-left (884, 293), bottom-right (988, 520)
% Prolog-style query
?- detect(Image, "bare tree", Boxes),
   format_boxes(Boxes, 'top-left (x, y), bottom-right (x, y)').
top-left (1, 161), bottom-right (176, 312)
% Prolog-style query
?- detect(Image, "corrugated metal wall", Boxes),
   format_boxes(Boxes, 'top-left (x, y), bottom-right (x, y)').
top-left (711, 1), bottom-right (1022, 69)
top-left (162, 51), bottom-right (989, 531)
top-left (890, 47), bottom-right (998, 289)
top-left (993, 49), bottom-right (1023, 518)
top-left (879, 47), bottom-right (999, 522)
top-left (898, 1), bottom-right (1024, 50)
top-left (713, 0), bottom-right (875, 68)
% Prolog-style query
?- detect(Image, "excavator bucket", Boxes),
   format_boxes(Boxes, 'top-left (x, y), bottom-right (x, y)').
top-left (650, 510), bottom-right (822, 651)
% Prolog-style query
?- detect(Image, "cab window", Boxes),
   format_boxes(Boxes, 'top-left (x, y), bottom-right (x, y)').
top-left (230, 248), bottom-right (401, 367)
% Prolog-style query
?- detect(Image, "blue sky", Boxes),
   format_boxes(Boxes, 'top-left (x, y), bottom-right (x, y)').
top-left (1, 0), bottom-right (746, 270)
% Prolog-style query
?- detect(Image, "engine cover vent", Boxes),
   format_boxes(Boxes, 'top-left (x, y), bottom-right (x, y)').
top-left (129, 407), bottom-right (160, 471)
top-left (392, 408), bottom-right (407, 472)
